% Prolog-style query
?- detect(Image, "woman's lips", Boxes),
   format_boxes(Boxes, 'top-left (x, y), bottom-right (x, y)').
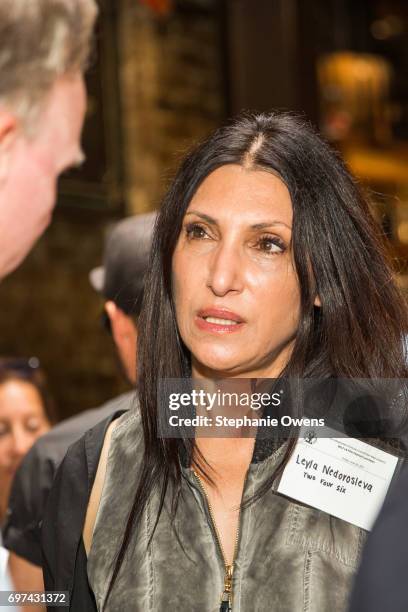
top-left (195, 308), bottom-right (245, 334)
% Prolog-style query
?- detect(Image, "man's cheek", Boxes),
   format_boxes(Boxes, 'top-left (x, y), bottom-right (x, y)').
top-left (34, 169), bottom-right (58, 215)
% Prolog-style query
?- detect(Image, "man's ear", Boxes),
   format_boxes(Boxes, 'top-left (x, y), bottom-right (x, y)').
top-left (105, 300), bottom-right (135, 343)
top-left (0, 109), bottom-right (17, 181)
top-left (104, 300), bottom-right (122, 343)
top-left (105, 300), bottom-right (138, 383)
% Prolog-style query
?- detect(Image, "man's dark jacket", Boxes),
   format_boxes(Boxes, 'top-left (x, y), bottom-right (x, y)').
top-left (349, 464), bottom-right (408, 612)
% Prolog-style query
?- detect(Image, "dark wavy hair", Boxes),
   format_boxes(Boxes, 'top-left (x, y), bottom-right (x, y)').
top-left (0, 357), bottom-right (56, 424)
top-left (106, 111), bottom-right (408, 601)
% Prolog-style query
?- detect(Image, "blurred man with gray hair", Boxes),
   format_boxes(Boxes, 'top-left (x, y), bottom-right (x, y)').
top-left (0, 0), bottom-right (97, 279)
top-left (0, 0), bottom-right (97, 604)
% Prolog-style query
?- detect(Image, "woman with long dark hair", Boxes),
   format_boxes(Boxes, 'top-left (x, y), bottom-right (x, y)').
top-left (44, 112), bottom-right (408, 612)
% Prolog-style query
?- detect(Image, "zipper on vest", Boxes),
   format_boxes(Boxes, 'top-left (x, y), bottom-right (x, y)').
top-left (220, 565), bottom-right (233, 612)
top-left (193, 471), bottom-right (242, 612)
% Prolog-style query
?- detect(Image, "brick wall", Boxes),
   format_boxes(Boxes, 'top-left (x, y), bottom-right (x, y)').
top-left (118, 0), bottom-right (225, 214)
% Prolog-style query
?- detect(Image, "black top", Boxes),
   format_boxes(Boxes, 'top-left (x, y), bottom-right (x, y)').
top-left (2, 393), bottom-right (134, 566)
top-left (42, 410), bottom-right (125, 612)
top-left (349, 464), bottom-right (408, 612)
top-left (69, 538), bottom-right (96, 611)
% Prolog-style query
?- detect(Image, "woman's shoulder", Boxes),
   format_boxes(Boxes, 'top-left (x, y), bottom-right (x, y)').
top-left (83, 408), bottom-right (144, 554)
top-left (60, 398), bottom-right (142, 478)
top-left (42, 401), bottom-right (142, 592)
top-left (83, 420), bottom-right (118, 554)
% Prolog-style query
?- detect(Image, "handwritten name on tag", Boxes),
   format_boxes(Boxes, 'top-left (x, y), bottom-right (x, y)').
top-left (277, 426), bottom-right (399, 530)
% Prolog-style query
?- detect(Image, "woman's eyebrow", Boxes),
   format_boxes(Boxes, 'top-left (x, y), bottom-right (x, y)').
top-left (185, 211), bottom-right (292, 230)
top-left (185, 211), bottom-right (217, 225)
top-left (251, 221), bottom-right (292, 230)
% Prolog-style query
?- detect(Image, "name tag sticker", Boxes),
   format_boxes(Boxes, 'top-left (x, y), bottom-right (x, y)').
top-left (277, 426), bottom-right (399, 530)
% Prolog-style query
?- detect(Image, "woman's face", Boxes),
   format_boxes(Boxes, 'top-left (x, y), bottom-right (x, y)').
top-left (0, 379), bottom-right (51, 499)
top-left (172, 164), bottom-right (302, 378)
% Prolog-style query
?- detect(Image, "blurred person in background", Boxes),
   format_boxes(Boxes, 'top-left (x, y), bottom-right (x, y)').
top-left (0, 358), bottom-right (55, 604)
top-left (0, 0), bottom-right (97, 280)
top-left (2, 213), bottom-right (156, 604)
top-left (0, 0), bottom-right (96, 601)
top-left (0, 358), bottom-right (55, 525)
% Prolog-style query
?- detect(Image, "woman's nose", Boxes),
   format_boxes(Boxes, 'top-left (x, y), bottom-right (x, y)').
top-left (10, 429), bottom-right (32, 461)
top-left (206, 242), bottom-right (244, 297)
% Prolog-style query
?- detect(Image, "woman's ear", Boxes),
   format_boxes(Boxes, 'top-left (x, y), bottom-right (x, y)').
top-left (314, 294), bottom-right (321, 307)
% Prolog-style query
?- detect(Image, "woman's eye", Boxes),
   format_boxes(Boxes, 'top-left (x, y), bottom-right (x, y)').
top-left (185, 223), bottom-right (209, 240)
top-left (25, 417), bottom-right (41, 433)
top-left (0, 423), bottom-right (9, 437)
top-left (256, 235), bottom-right (286, 254)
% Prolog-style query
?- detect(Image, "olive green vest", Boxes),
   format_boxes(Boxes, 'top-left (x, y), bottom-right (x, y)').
top-left (87, 410), bottom-right (365, 611)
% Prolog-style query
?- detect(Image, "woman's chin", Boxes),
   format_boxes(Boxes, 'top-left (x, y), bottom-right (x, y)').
top-left (192, 353), bottom-right (247, 378)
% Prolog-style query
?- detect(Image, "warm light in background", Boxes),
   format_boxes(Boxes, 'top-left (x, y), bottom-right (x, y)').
top-left (318, 52), bottom-right (392, 145)
top-left (139, 0), bottom-right (173, 17)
